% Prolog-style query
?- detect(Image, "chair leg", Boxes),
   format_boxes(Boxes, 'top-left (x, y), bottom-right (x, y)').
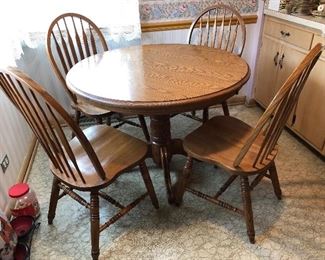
top-left (160, 146), bottom-right (174, 204)
top-left (202, 108), bottom-right (209, 122)
top-left (139, 162), bottom-right (159, 209)
top-left (138, 115), bottom-right (150, 142)
top-left (75, 110), bottom-right (81, 124)
top-left (90, 191), bottom-right (100, 260)
top-left (214, 175), bottom-right (238, 199)
top-left (106, 116), bottom-right (111, 126)
top-left (175, 156), bottom-right (193, 206)
top-left (240, 176), bottom-right (255, 244)
top-left (222, 101), bottom-right (230, 116)
top-left (96, 117), bottom-right (103, 124)
top-left (48, 177), bottom-right (60, 224)
top-left (269, 162), bottom-right (282, 200)
top-left (249, 172), bottom-right (266, 191)
top-left (72, 110), bottom-right (81, 138)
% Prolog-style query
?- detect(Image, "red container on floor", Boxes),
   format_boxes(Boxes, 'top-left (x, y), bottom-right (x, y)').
top-left (10, 216), bottom-right (34, 238)
top-left (14, 243), bottom-right (29, 260)
top-left (8, 183), bottom-right (40, 219)
top-left (0, 210), bottom-right (17, 260)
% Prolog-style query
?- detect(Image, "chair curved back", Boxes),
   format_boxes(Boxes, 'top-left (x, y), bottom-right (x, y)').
top-left (46, 12), bottom-right (109, 102)
top-left (234, 43), bottom-right (323, 168)
top-left (0, 68), bottom-right (106, 184)
top-left (187, 4), bottom-right (246, 56)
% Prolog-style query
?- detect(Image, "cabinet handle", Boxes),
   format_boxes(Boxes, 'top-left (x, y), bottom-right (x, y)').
top-left (279, 53), bottom-right (285, 69)
top-left (273, 51), bottom-right (279, 66)
top-left (280, 30), bottom-right (290, 37)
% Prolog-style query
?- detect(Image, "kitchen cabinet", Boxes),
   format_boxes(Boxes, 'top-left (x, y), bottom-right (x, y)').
top-left (292, 59), bottom-right (325, 151)
top-left (254, 15), bottom-right (325, 156)
top-left (254, 35), bottom-right (280, 107)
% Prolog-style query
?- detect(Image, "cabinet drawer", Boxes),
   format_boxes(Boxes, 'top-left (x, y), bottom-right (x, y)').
top-left (264, 18), bottom-right (313, 50)
top-left (312, 34), bottom-right (325, 59)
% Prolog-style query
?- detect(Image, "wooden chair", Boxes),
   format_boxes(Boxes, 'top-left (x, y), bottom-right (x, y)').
top-left (185, 4), bottom-right (246, 122)
top-left (46, 12), bottom-right (150, 141)
top-left (175, 43), bottom-right (323, 243)
top-left (0, 68), bottom-right (159, 260)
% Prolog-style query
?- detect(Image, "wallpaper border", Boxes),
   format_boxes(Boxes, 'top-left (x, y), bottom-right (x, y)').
top-left (139, 0), bottom-right (258, 22)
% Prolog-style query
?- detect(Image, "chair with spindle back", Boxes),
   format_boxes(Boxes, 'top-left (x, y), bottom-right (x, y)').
top-left (175, 43), bottom-right (323, 243)
top-left (0, 68), bottom-right (159, 260)
top-left (185, 4), bottom-right (246, 122)
top-left (46, 13), bottom-right (150, 141)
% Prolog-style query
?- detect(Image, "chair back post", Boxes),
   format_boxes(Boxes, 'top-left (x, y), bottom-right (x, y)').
top-left (187, 4), bottom-right (246, 56)
top-left (46, 12), bottom-right (109, 103)
top-left (233, 43), bottom-right (323, 167)
top-left (0, 68), bottom-right (107, 183)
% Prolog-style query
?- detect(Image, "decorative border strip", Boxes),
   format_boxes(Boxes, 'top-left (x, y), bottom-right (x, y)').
top-left (141, 14), bottom-right (258, 32)
top-left (139, 0), bottom-right (258, 22)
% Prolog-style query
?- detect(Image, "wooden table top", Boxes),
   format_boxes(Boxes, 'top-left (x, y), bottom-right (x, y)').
top-left (66, 44), bottom-right (250, 115)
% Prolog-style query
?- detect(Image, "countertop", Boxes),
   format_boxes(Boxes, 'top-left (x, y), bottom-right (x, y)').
top-left (264, 9), bottom-right (325, 35)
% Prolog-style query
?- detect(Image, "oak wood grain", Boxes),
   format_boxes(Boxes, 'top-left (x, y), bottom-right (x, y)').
top-left (66, 44), bottom-right (250, 115)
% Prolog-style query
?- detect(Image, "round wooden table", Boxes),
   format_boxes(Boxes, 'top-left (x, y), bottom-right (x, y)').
top-left (66, 44), bottom-right (250, 203)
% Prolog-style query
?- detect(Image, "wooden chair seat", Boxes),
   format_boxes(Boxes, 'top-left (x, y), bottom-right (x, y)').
top-left (51, 125), bottom-right (148, 190)
top-left (183, 116), bottom-right (277, 175)
top-left (72, 100), bottom-right (113, 117)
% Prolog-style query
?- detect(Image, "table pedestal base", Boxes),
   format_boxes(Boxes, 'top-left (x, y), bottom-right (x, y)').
top-left (149, 115), bottom-right (185, 203)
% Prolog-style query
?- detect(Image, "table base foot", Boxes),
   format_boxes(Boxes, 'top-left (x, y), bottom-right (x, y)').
top-left (160, 146), bottom-right (174, 204)
top-left (147, 138), bottom-right (185, 204)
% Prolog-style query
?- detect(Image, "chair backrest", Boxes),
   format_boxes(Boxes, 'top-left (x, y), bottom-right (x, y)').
top-left (0, 68), bottom-right (106, 184)
top-left (187, 4), bottom-right (246, 56)
top-left (234, 43), bottom-right (323, 168)
top-left (46, 13), bottom-right (109, 102)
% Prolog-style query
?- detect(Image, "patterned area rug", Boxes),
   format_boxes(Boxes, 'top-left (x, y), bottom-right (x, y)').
top-left (27, 105), bottom-right (325, 260)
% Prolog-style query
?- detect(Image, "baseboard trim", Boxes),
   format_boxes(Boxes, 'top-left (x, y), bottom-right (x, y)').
top-left (4, 136), bottom-right (38, 216)
top-left (22, 137), bottom-right (38, 183)
top-left (245, 98), bottom-right (257, 107)
top-left (228, 95), bottom-right (246, 106)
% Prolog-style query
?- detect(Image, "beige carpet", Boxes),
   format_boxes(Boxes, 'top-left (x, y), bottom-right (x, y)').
top-left (27, 105), bottom-right (325, 260)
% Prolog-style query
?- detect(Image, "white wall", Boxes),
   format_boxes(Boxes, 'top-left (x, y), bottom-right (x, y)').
top-left (0, 91), bottom-right (33, 212)
top-left (244, 0), bottom-right (265, 100)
